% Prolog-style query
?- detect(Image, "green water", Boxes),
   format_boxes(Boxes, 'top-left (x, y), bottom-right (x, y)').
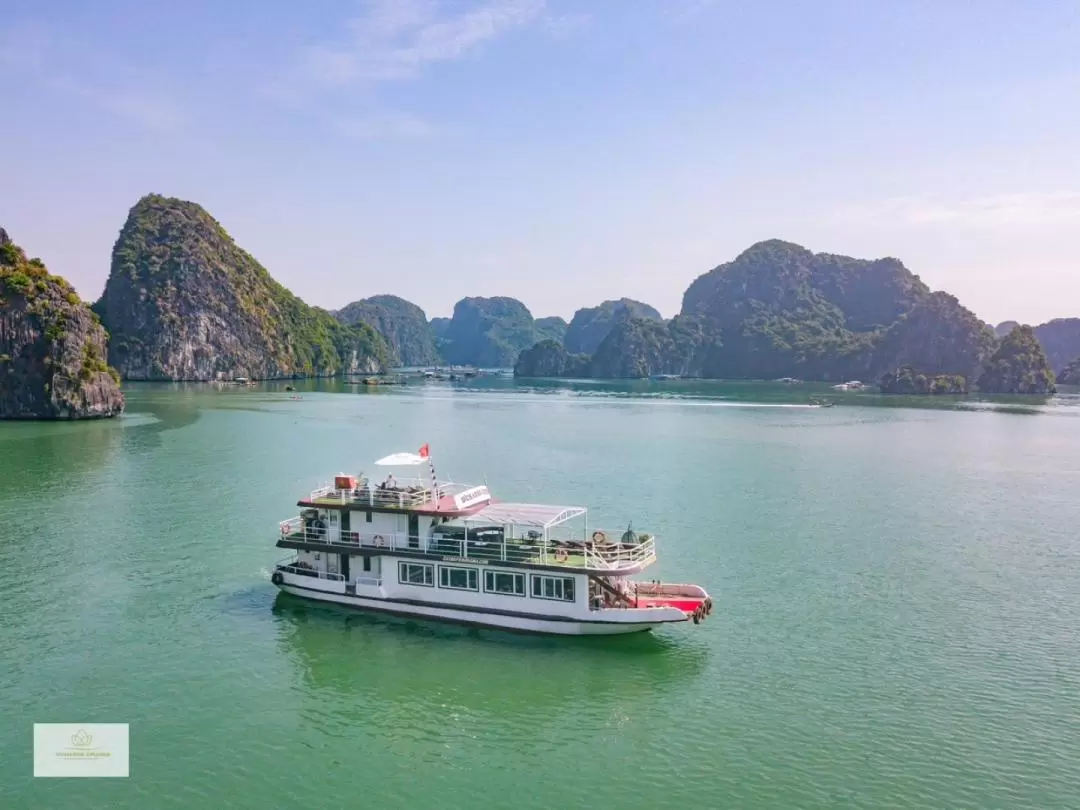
top-left (3, 381), bottom-right (1079, 809)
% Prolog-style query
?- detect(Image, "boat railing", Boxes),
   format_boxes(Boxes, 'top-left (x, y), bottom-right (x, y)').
top-left (275, 554), bottom-right (346, 582)
top-left (353, 576), bottom-right (383, 587)
top-left (581, 533), bottom-right (657, 570)
top-left (307, 481), bottom-right (437, 509)
top-left (279, 521), bottom-right (656, 571)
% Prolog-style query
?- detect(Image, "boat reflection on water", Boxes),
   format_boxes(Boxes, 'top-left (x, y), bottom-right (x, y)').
top-left (270, 590), bottom-right (707, 736)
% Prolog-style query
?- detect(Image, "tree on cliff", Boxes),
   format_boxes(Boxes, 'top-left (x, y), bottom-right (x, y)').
top-left (977, 325), bottom-right (1057, 394)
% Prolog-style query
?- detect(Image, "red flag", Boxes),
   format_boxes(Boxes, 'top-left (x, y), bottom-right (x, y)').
top-left (418, 443), bottom-right (430, 458)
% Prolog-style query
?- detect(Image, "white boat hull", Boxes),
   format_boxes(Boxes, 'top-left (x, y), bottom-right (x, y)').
top-left (276, 582), bottom-right (686, 636)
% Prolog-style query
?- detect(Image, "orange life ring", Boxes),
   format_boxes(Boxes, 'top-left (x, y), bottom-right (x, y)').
top-left (591, 531), bottom-right (606, 544)
top-left (373, 535), bottom-right (385, 547)
top-left (555, 548), bottom-right (568, 562)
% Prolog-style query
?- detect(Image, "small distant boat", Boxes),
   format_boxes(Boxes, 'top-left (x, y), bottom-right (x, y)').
top-left (809, 397), bottom-right (834, 408)
top-left (831, 380), bottom-right (868, 391)
top-left (650, 374), bottom-right (681, 381)
top-left (776, 377), bottom-right (802, 384)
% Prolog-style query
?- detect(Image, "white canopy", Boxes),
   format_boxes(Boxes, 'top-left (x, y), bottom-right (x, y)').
top-left (374, 452), bottom-right (428, 466)
top-left (457, 502), bottom-right (587, 529)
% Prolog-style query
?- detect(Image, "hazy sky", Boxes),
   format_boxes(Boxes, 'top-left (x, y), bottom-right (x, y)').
top-left (3, 0), bottom-right (1079, 324)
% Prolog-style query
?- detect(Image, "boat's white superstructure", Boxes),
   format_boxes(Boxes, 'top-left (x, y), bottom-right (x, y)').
top-left (270, 446), bottom-right (712, 635)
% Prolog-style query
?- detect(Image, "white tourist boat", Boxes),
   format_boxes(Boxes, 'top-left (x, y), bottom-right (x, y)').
top-left (271, 445), bottom-right (713, 635)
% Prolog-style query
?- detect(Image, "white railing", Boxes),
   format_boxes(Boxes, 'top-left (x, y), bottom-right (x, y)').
top-left (276, 557), bottom-right (345, 582)
top-left (583, 534), bottom-right (657, 570)
top-left (278, 521), bottom-right (656, 571)
top-left (353, 576), bottom-right (383, 587)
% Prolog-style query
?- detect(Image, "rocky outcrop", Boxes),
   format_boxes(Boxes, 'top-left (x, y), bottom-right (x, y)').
top-left (535, 316), bottom-right (569, 345)
top-left (513, 340), bottom-right (590, 378)
top-left (564, 299), bottom-right (661, 355)
top-left (1058, 357), bottom-right (1080, 386)
top-left (994, 320), bottom-right (1020, 338)
top-left (590, 315), bottom-right (707, 379)
top-left (0, 228), bottom-right (124, 419)
top-left (96, 194), bottom-right (390, 380)
top-left (977, 325), bottom-right (1056, 394)
top-left (879, 365), bottom-right (967, 395)
top-left (438, 297), bottom-right (537, 367)
top-left (1033, 318), bottom-right (1080, 376)
top-left (335, 294), bottom-right (439, 367)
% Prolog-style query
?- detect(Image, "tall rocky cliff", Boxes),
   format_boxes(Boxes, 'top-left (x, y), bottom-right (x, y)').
top-left (95, 195), bottom-right (390, 380)
top-left (977, 325), bottom-right (1057, 394)
top-left (438, 296), bottom-right (537, 367)
top-left (0, 228), bottom-right (124, 419)
top-left (335, 294), bottom-right (439, 367)
top-left (516, 239), bottom-right (996, 381)
top-left (1033, 318), bottom-right (1080, 375)
top-left (564, 299), bottom-right (661, 355)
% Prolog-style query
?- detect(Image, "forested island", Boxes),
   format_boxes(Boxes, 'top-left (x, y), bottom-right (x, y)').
top-left (4, 193), bottom-right (1079, 400)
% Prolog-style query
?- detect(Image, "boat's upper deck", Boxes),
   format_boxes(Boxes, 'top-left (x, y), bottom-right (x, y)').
top-left (284, 447), bottom-right (658, 573)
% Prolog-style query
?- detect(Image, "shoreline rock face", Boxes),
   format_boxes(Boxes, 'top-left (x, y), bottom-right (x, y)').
top-left (335, 295), bottom-right (439, 367)
top-left (879, 365), bottom-right (967, 395)
top-left (977, 325), bottom-right (1057, 394)
top-left (0, 228), bottom-right (124, 420)
top-left (564, 299), bottom-right (661, 355)
top-left (95, 194), bottom-right (389, 380)
top-left (1058, 357), bottom-right (1080, 386)
top-left (439, 297), bottom-right (537, 368)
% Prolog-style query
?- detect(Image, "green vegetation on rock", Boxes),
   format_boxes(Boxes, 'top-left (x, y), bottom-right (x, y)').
top-left (564, 299), bottom-right (662, 355)
top-left (1033, 318), bottom-right (1080, 376)
top-left (513, 340), bottom-right (591, 378)
top-left (335, 294), bottom-right (439, 367)
top-left (516, 240), bottom-right (996, 381)
top-left (879, 365), bottom-right (967, 395)
top-left (96, 194), bottom-right (390, 380)
top-left (0, 228), bottom-right (124, 419)
top-left (994, 320), bottom-right (1020, 338)
top-left (1058, 357), bottom-right (1080, 386)
top-left (977, 325), bottom-right (1056, 394)
top-left (439, 297), bottom-right (538, 368)
top-left (535, 316), bottom-right (569, 345)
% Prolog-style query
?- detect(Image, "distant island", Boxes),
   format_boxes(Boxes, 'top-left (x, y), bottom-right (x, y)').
top-left (0, 228), bottom-right (124, 419)
top-left (4, 193), bottom-right (1080, 399)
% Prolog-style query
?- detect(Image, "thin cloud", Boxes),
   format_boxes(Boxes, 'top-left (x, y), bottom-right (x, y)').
top-left (832, 192), bottom-right (1080, 229)
top-left (0, 22), bottom-right (184, 131)
top-left (269, 0), bottom-right (545, 94)
top-left (334, 111), bottom-right (438, 140)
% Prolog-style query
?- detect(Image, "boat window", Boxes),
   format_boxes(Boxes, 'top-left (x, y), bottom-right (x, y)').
top-left (398, 562), bottom-right (434, 587)
top-left (362, 557), bottom-right (371, 572)
top-left (438, 565), bottom-right (478, 592)
top-left (530, 575), bottom-right (576, 602)
top-left (484, 571), bottom-right (525, 596)
top-left (365, 511), bottom-right (372, 523)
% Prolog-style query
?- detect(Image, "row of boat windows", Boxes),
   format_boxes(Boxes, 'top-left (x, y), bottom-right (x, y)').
top-left (398, 563), bottom-right (576, 602)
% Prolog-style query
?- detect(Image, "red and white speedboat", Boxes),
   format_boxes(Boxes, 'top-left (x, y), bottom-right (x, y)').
top-left (271, 446), bottom-right (712, 635)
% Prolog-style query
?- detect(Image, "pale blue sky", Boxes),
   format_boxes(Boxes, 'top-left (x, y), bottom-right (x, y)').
top-left (3, 0), bottom-right (1079, 323)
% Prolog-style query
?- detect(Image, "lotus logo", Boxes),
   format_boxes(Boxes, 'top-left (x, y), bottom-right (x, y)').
top-left (71, 729), bottom-right (93, 748)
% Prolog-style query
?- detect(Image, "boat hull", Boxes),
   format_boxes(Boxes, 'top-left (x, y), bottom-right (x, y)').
top-left (276, 583), bottom-right (684, 636)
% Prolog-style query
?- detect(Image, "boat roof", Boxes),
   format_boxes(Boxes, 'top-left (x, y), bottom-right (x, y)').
top-left (448, 502), bottom-right (587, 529)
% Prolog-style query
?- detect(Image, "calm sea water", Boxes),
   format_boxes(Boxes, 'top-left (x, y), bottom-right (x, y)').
top-left (2, 379), bottom-right (1079, 809)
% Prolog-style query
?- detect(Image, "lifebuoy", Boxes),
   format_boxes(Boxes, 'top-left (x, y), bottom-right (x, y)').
top-left (374, 535), bottom-right (386, 547)
top-left (271, 571), bottom-right (284, 586)
top-left (591, 531), bottom-right (606, 544)
top-left (692, 608), bottom-right (701, 624)
top-left (555, 548), bottom-right (568, 562)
